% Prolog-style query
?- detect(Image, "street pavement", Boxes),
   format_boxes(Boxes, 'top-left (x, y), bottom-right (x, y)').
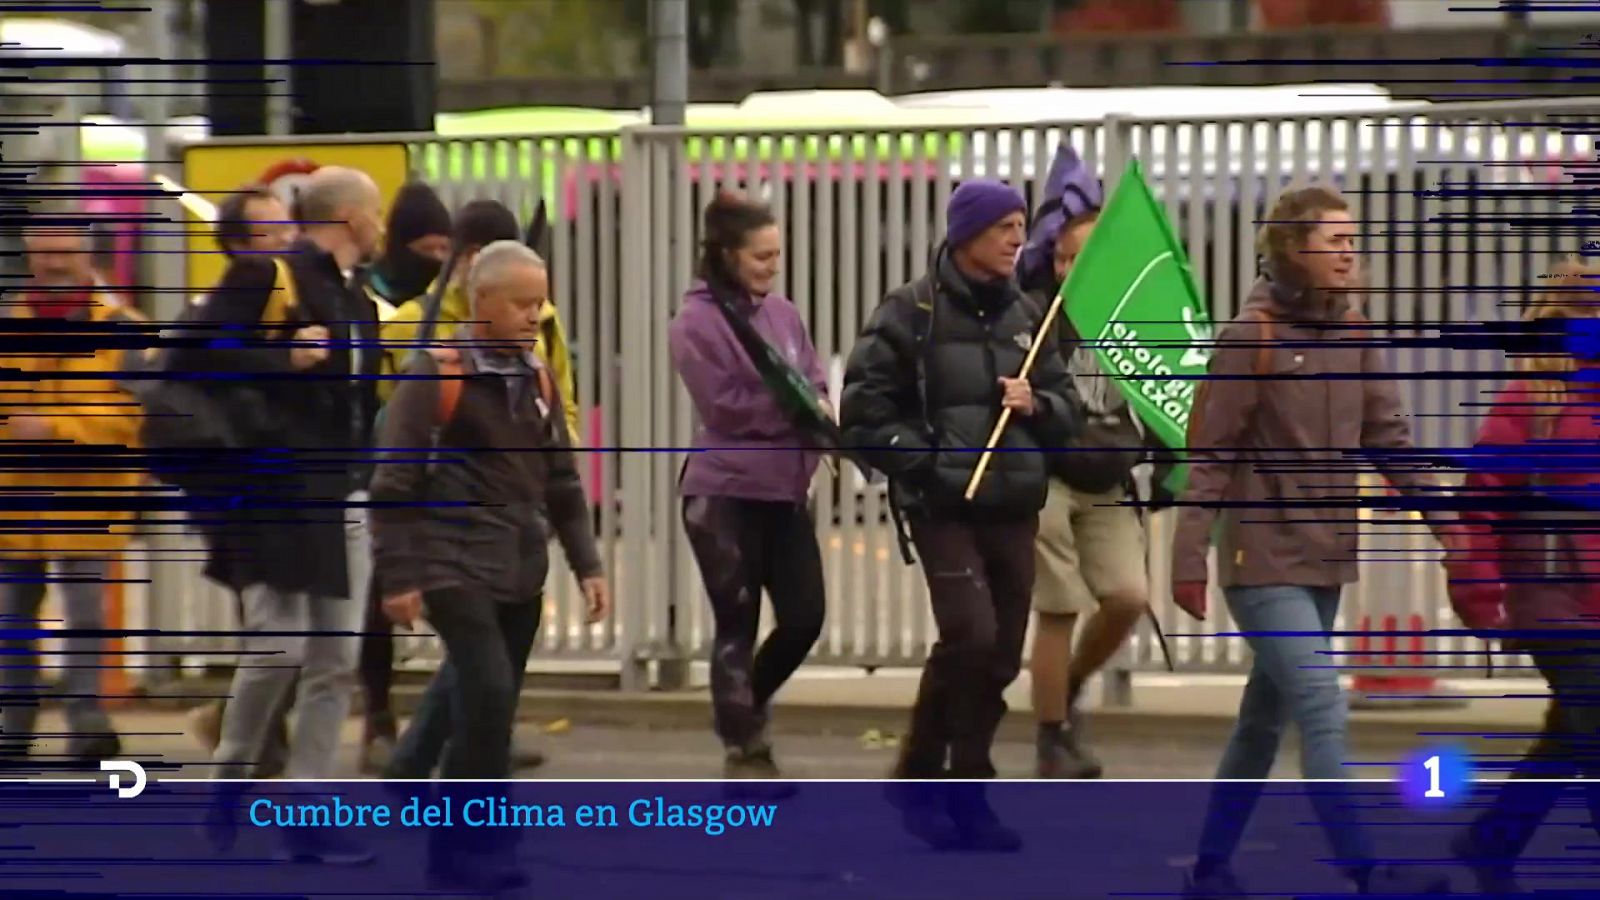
top-left (4, 705), bottom-right (1493, 781)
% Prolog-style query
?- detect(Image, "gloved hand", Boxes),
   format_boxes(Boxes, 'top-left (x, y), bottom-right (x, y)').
top-left (1171, 580), bottom-right (1208, 622)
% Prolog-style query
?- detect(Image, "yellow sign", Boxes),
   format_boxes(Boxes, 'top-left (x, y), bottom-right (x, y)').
top-left (181, 141), bottom-right (411, 293)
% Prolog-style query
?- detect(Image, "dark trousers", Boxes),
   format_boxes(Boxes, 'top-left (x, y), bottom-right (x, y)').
top-left (902, 514), bottom-right (1039, 779)
top-left (681, 496), bottom-right (826, 749)
top-left (421, 586), bottom-right (541, 780)
top-left (1465, 639), bottom-right (1600, 861)
top-left (357, 577), bottom-right (394, 729)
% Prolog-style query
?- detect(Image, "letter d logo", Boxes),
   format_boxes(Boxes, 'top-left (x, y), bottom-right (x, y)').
top-left (101, 760), bottom-right (146, 799)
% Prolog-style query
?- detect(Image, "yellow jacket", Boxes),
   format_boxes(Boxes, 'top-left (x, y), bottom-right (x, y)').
top-left (0, 290), bottom-right (146, 556)
top-left (376, 280), bottom-right (581, 443)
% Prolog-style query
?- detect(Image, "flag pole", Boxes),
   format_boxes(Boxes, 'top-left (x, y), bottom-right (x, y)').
top-left (963, 287), bottom-right (1065, 501)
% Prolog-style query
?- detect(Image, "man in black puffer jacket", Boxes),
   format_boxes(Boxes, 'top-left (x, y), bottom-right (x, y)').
top-left (842, 179), bottom-right (1078, 797)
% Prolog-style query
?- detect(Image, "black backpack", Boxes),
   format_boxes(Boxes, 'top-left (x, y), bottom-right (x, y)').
top-left (126, 259), bottom-right (300, 492)
top-left (1038, 304), bottom-right (1144, 495)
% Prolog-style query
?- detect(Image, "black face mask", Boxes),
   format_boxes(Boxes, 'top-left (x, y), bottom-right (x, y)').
top-left (379, 248), bottom-right (443, 303)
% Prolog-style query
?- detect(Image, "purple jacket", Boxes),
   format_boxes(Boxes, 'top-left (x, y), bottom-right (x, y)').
top-left (669, 281), bottom-right (829, 503)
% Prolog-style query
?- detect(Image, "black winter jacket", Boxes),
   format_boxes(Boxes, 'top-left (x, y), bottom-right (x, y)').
top-left (841, 246), bottom-right (1079, 520)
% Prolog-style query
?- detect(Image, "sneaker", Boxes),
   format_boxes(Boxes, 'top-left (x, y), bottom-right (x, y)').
top-left (1450, 832), bottom-right (1520, 895)
top-left (1183, 864), bottom-right (1247, 900)
top-left (1357, 864), bottom-right (1452, 895)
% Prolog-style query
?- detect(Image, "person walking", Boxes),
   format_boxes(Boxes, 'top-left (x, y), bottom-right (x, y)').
top-left (353, 180), bottom-right (452, 772)
top-left (1446, 258), bottom-right (1600, 897)
top-left (378, 199), bottom-right (576, 778)
top-left (0, 227), bottom-right (147, 764)
top-left (841, 179), bottom-right (1078, 847)
top-left (175, 167), bottom-right (384, 864)
top-left (374, 240), bottom-right (609, 891)
top-left (1016, 149), bottom-right (1166, 780)
top-left (184, 182), bottom-right (299, 777)
top-left (1171, 185), bottom-right (1454, 898)
top-left (668, 192), bottom-right (829, 781)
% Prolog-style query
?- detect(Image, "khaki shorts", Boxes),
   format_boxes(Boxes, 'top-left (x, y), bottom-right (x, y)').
top-left (1033, 479), bottom-right (1149, 616)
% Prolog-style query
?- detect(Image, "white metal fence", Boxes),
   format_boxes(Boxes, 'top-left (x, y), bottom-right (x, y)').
top-left (139, 96), bottom-right (1600, 692)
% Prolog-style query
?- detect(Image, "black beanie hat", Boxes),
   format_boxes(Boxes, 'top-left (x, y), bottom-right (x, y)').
top-left (453, 199), bottom-right (520, 250)
top-left (384, 181), bottom-right (452, 258)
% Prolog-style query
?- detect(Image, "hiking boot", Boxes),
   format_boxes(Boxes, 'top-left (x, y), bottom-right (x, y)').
top-left (1036, 726), bottom-right (1102, 779)
top-left (1183, 864), bottom-right (1247, 900)
top-left (884, 781), bottom-right (963, 851)
top-left (1355, 864), bottom-right (1452, 895)
top-left (1450, 831), bottom-right (1521, 896)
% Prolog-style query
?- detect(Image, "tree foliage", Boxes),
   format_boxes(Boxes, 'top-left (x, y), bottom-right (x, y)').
top-left (466, 0), bottom-right (644, 77)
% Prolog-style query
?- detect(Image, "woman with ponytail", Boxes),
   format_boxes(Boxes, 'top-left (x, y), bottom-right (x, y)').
top-left (1446, 258), bottom-right (1600, 895)
top-left (668, 192), bottom-right (829, 782)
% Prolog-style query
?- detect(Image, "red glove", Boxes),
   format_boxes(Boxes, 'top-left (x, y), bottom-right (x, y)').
top-left (1171, 581), bottom-right (1208, 622)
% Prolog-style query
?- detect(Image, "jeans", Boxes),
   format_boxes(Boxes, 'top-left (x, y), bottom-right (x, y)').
top-left (422, 587), bottom-right (541, 780)
top-left (0, 557), bottom-right (116, 755)
top-left (388, 659), bottom-right (456, 779)
top-left (212, 493), bottom-right (370, 780)
top-left (681, 497), bottom-right (826, 749)
top-left (1196, 584), bottom-right (1373, 868)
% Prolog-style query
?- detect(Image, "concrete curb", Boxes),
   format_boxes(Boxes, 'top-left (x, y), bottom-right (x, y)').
top-left (137, 677), bottom-right (1531, 751)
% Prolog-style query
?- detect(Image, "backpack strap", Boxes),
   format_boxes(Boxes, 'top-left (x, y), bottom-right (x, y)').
top-left (261, 258), bottom-right (299, 327)
top-left (888, 276), bottom-right (938, 567)
top-left (428, 347), bottom-right (464, 433)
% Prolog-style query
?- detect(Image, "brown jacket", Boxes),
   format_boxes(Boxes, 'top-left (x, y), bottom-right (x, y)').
top-left (369, 337), bottom-right (600, 603)
top-left (1171, 276), bottom-right (1440, 588)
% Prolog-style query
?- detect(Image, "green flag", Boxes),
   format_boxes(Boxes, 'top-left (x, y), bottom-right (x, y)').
top-left (1062, 159), bottom-right (1213, 495)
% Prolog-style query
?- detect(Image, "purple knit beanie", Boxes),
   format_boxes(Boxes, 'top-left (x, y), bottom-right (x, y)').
top-left (945, 179), bottom-right (1027, 249)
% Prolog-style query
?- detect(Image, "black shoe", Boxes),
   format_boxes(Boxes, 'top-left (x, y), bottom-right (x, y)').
top-left (946, 784), bottom-right (1022, 853)
top-left (1450, 831), bottom-right (1521, 895)
top-left (722, 744), bottom-right (798, 800)
top-left (884, 781), bottom-right (964, 851)
top-left (275, 831), bottom-right (375, 866)
top-left (1183, 864), bottom-right (1247, 900)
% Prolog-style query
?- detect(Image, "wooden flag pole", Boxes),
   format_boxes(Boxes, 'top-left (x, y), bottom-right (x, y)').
top-left (964, 288), bottom-right (1068, 500)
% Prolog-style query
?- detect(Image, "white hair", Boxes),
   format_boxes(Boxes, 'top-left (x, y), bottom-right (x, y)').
top-left (297, 166), bottom-right (378, 223)
top-left (466, 240), bottom-right (546, 305)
